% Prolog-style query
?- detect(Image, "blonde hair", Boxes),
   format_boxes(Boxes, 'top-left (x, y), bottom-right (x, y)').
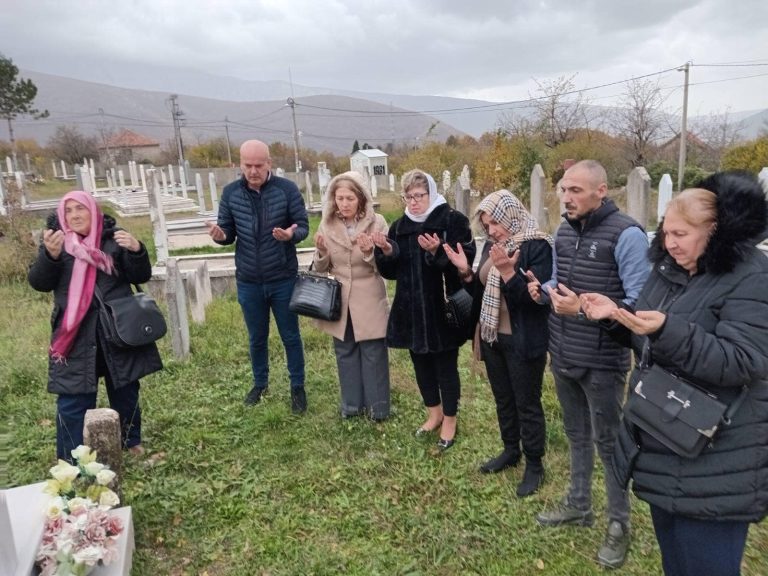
top-left (324, 171), bottom-right (370, 221)
top-left (665, 188), bottom-right (717, 228)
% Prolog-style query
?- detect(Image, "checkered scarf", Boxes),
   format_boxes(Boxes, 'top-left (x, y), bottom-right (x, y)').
top-left (475, 190), bottom-right (553, 342)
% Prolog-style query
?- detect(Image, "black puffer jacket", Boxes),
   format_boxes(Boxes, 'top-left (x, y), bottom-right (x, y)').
top-left (613, 171), bottom-right (768, 522)
top-left (215, 174), bottom-right (309, 283)
top-left (28, 214), bottom-right (163, 395)
top-left (376, 204), bottom-right (476, 353)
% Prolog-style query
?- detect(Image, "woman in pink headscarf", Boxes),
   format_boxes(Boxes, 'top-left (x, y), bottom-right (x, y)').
top-left (28, 191), bottom-right (162, 462)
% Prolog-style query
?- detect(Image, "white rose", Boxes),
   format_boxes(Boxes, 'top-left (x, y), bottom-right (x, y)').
top-left (70, 445), bottom-right (92, 462)
top-left (50, 460), bottom-right (80, 483)
top-left (96, 469), bottom-right (116, 486)
top-left (99, 489), bottom-right (120, 508)
top-left (46, 496), bottom-right (66, 518)
top-left (84, 461), bottom-right (105, 476)
top-left (72, 545), bottom-right (103, 566)
top-left (66, 497), bottom-right (91, 514)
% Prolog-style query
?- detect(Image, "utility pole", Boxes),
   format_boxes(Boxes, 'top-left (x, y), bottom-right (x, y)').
top-left (169, 94), bottom-right (186, 165)
top-left (99, 107), bottom-right (112, 166)
top-left (287, 97), bottom-right (301, 173)
top-left (224, 116), bottom-right (233, 166)
top-left (677, 62), bottom-right (690, 193)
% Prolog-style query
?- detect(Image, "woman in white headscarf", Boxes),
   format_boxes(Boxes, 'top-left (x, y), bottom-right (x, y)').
top-left (446, 189), bottom-right (553, 496)
top-left (374, 169), bottom-right (475, 451)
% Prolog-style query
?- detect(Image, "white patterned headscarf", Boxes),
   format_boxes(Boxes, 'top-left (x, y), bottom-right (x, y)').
top-left (475, 190), bottom-right (553, 342)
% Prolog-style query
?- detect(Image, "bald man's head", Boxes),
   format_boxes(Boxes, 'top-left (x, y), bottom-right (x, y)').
top-left (240, 140), bottom-right (272, 190)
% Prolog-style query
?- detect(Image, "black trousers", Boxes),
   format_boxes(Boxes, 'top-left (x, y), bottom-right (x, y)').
top-left (409, 348), bottom-right (460, 416)
top-left (481, 334), bottom-right (546, 459)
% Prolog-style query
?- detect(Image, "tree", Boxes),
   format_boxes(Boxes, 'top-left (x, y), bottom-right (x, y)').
top-left (611, 78), bottom-right (668, 167)
top-left (721, 136), bottom-right (768, 173)
top-left (0, 54), bottom-right (48, 171)
top-left (47, 126), bottom-right (99, 166)
top-left (187, 137), bottom-right (232, 168)
top-left (691, 109), bottom-right (744, 170)
top-left (351, 140), bottom-right (360, 153)
top-left (531, 74), bottom-right (590, 148)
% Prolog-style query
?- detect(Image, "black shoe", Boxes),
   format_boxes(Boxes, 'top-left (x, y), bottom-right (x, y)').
top-left (436, 438), bottom-right (455, 451)
top-left (516, 459), bottom-right (545, 498)
top-left (479, 449), bottom-right (521, 474)
top-left (536, 497), bottom-right (594, 527)
top-left (244, 386), bottom-right (267, 406)
top-left (597, 520), bottom-right (631, 569)
top-left (291, 387), bottom-right (307, 414)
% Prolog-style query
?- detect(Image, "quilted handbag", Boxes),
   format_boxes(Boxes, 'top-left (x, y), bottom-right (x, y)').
top-left (443, 274), bottom-right (473, 329)
top-left (289, 270), bottom-right (342, 321)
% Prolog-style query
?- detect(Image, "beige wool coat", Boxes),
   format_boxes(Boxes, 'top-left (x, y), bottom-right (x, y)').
top-left (312, 204), bottom-right (389, 342)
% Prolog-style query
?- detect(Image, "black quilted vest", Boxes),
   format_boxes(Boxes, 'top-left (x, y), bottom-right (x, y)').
top-left (549, 200), bottom-right (640, 372)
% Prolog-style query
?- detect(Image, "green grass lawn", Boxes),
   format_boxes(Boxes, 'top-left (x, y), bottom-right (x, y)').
top-left (2, 280), bottom-right (767, 575)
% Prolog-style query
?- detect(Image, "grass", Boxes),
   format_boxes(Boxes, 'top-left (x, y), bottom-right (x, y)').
top-left (2, 281), bottom-right (767, 576)
top-left (4, 181), bottom-right (766, 574)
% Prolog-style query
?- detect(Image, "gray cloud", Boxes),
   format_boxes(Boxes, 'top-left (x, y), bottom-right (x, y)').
top-left (1, 0), bottom-right (766, 113)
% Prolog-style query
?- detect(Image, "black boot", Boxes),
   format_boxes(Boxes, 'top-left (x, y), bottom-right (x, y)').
top-left (516, 458), bottom-right (544, 497)
top-left (479, 448), bottom-right (521, 474)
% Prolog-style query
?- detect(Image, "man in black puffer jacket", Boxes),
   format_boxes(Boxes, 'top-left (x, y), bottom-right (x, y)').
top-left (207, 140), bottom-right (309, 413)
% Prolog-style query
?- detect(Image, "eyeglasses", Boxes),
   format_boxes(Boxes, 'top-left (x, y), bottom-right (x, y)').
top-left (401, 191), bottom-right (429, 203)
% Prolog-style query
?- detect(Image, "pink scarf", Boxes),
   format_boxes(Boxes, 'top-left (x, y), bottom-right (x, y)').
top-left (50, 191), bottom-right (114, 360)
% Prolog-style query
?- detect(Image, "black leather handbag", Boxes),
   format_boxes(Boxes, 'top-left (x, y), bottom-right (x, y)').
top-left (96, 285), bottom-right (167, 347)
top-left (625, 339), bottom-right (748, 459)
top-left (289, 270), bottom-right (342, 321)
top-left (443, 274), bottom-right (473, 329)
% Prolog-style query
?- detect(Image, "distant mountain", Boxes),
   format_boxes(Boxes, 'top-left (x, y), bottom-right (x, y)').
top-left (9, 67), bottom-right (767, 157)
top-left (10, 71), bottom-right (468, 156)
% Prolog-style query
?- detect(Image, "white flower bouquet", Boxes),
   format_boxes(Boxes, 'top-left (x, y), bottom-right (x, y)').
top-left (35, 445), bottom-right (124, 576)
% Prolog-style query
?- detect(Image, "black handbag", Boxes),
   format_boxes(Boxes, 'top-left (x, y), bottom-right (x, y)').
top-left (443, 273), bottom-right (473, 329)
top-left (625, 338), bottom-right (748, 459)
top-left (289, 267), bottom-right (342, 321)
top-left (96, 285), bottom-right (167, 347)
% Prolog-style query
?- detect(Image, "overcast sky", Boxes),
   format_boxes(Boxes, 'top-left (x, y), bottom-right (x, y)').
top-left (2, 0), bottom-right (767, 116)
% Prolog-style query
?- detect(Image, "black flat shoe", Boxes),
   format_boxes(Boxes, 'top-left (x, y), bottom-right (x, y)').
top-left (436, 438), bottom-right (455, 451)
top-left (415, 422), bottom-right (442, 437)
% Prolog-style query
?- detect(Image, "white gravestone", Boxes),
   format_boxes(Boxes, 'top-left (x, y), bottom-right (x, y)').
top-left (370, 174), bottom-right (378, 198)
top-left (658, 173), bottom-right (674, 224)
top-left (52, 161), bottom-right (58, 178)
top-left (139, 164), bottom-right (148, 193)
top-left (758, 167), bottom-right (768, 196)
top-left (5, 156), bottom-right (13, 174)
top-left (60, 160), bottom-right (68, 179)
top-left (389, 173), bottom-right (396, 192)
top-left (195, 173), bottom-right (206, 213)
top-left (208, 172), bottom-right (219, 214)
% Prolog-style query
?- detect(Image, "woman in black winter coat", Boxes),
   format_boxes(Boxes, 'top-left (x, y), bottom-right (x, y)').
top-left (373, 169), bottom-right (476, 450)
top-left (445, 190), bottom-right (553, 497)
top-left (28, 190), bottom-right (162, 462)
top-left (581, 171), bottom-right (768, 576)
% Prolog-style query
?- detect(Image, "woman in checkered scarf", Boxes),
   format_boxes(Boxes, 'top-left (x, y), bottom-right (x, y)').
top-left (445, 189), bottom-right (553, 497)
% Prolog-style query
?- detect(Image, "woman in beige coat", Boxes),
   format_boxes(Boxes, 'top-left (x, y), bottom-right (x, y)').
top-left (313, 171), bottom-right (391, 420)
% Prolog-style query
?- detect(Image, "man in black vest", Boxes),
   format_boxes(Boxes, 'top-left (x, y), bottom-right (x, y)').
top-left (527, 160), bottom-right (649, 569)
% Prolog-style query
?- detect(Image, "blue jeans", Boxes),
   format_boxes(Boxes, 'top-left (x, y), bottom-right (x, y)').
top-left (553, 366), bottom-right (630, 526)
top-left (237, 278), bottom-right (305, 390)
top-left (57, 380), bottom-right (141, 462)
top-left (650, 505), bottom-right (749, 576)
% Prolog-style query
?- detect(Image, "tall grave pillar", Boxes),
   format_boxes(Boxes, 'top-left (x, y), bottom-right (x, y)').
top-left (530, 164), bottom-right (549, 232)
top-left (146, 169), bottom-right (169, 264)
top-left (626, 166), bottom-right (651, 229)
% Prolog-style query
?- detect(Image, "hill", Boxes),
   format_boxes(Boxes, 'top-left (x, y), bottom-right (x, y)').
top-left (8, 71), bottom-right (467, 156)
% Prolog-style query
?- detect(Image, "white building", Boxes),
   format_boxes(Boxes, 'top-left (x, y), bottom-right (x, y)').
top-left (350, 149), bottom-right (388, 178)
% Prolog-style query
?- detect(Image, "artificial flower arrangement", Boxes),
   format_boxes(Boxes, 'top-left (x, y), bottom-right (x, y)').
top-left (35, 445), bottom-right (124, 576)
